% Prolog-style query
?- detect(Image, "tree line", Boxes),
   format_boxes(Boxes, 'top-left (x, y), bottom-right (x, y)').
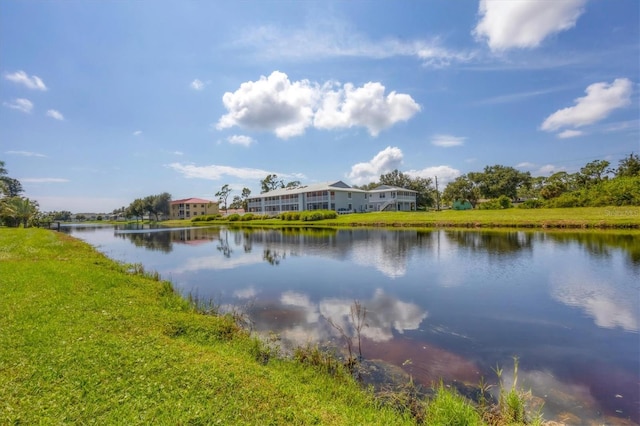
top-left (215, 154), bottom-right (639, 214)
top-left (442, 153), bottom-right (640, 209)
top-left (115, 193), bottom-right (172, 221)
top-left (213, 174), bottom-right (302, 212)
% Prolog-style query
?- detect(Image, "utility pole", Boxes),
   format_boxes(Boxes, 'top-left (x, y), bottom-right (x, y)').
top-left (435, 176), bottom-right (440, 211)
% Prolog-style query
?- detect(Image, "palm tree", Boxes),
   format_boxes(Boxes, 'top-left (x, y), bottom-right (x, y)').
top-left (4, 197), bottom-right (39, 227)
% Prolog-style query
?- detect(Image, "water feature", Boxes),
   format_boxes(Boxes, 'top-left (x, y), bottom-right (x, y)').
top-left (61, 224), bottom-right (640, 424)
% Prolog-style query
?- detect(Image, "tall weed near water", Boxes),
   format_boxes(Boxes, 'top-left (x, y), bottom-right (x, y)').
top-left (326, 299), bottom-right (368, 372)
top-left (485, 356), bottom-right (542, 426)
top-left (426, 381), bottom-right (484, 426)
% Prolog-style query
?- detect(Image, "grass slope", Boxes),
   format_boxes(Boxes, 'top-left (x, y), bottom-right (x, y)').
top-left (0, 228), bottom-right (415, 425)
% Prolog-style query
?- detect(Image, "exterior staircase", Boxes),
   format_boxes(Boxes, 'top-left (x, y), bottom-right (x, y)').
top-left (379, 200), bottom-right (396, 212)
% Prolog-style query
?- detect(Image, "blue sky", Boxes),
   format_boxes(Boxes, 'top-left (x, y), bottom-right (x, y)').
top-left (1, 0), bottom-right (638, 213)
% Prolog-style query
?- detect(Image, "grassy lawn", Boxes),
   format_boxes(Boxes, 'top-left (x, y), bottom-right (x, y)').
top-left (0, 228), bottom-right (419, 425)
top-left (322, 206), bottom-right (640, 228)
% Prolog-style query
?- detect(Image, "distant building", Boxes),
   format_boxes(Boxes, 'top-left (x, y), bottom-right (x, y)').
top-left (169, 198), bottom-right (219, 220)
top-left (246, 181), bottom-right (417, 215)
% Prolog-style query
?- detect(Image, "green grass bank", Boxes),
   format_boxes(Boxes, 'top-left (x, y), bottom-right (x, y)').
top-left (1, 228), bottom-right (421, 425)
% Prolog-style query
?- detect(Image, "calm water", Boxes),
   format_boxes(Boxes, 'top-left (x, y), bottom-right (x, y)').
top-left (62, 224), bottom-right (640, 424)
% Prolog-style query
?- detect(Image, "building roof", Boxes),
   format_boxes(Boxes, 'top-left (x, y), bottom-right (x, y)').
top-left (369, 185), bottom-right (418, 193)
top-left (170, 198), bottom-right (215, 205)
top-left (251, 181), bottom-right (367, 198)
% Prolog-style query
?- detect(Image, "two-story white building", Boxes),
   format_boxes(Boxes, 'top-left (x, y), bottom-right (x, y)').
top-left (246, 181), bottom-right (416, 215)
top-left (367, 185), bottom-right (417, 212)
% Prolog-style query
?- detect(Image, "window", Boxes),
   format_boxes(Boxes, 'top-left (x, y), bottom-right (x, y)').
top-left (348, 192), bottom-right (352, 199)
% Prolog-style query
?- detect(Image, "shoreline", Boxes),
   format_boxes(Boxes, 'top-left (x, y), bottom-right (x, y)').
top-left (161, 206), bottom-right (640, 230)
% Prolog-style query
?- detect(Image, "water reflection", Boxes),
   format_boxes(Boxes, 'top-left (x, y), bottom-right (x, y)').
top-left (550, 268), bottom-right (638, 332)
top-left (62, 225), bottom-right (640, 424)
top-left (445, 229), bottom-right (533, 255)
top-left (113, 225), bottom-right (220, 253)
top-left (245, 288), bottom-right (426, 350)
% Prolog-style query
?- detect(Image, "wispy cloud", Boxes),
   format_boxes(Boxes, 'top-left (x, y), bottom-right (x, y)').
top-left (133, 130), bottom-right (143, 136)
top-left (557, 129), bottom-right (584, 139)
top-left (4, 70), bottom-right (47, 91)
top-left (234, 20), bottom-right (474, 68)
top-left (431, 134), bottom-right (466, 147)
top-left (473, 87), bottom-right (566, 106)
top-left (190, 79), bottom-right (205, 90)
top-left (21, 177), bottom-right (69, 183)
top-left (516, 162), bottom-right (536, 169)
top-left (5, 150), bottom-right (46, 157)
top-left (167, 162), bottom-right (305, 181)
top-left (3, 98), bottom-right (33, 113)
top-left (46, 109), bottom-right (64, 120)
top-left (227, 135), bottom-right (255, 147)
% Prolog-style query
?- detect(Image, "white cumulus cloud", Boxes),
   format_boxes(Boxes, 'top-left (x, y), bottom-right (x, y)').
top-left (431, 134), bottom-right (466, 147)
top-left (216, 71), bottom-right (316, 139)
top-left (541, 78), bottom-right (633, 134)
top-left (474, 0), bottom-right (586, 51)
top-left (4, 70), bottom-right (47, 91)
top-left (216, 71), bottom-right (420, 139)
top-left (3, 98), bottom-right (33, 113)
top-left (405, 165), bottom-right (461, 186)
top-left (227, 135), bottom-right (255, 147)
top-left (537, 164), bottom-right (566, 175)
top-left (46, 109), bottom-right (64, 120)
top-left (347, 146), bottom-right (404, 185)
top-left (314, 81), bottom-right (421, 136)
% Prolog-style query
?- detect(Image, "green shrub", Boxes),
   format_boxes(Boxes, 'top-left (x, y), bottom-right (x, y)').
top-left (299, 210), bottom-right (337, 221)
top-left (478, 199), bottom-right (499, 210)
top-left (478, 196), bottom-right (513, 210)
top-left (192, 214), bottom-right (222, 222)
top-left (240, 213), bottom-right (254, 221)
top-left (545, 191), bottom-right (584, 208)
top-left (517, 199), bottom-right (544, 209)
top-left (227, 214), bottom-right (240, 221)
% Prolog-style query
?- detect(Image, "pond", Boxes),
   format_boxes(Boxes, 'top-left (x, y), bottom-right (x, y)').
top-left (61, 224), bottom-right (639, 424)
